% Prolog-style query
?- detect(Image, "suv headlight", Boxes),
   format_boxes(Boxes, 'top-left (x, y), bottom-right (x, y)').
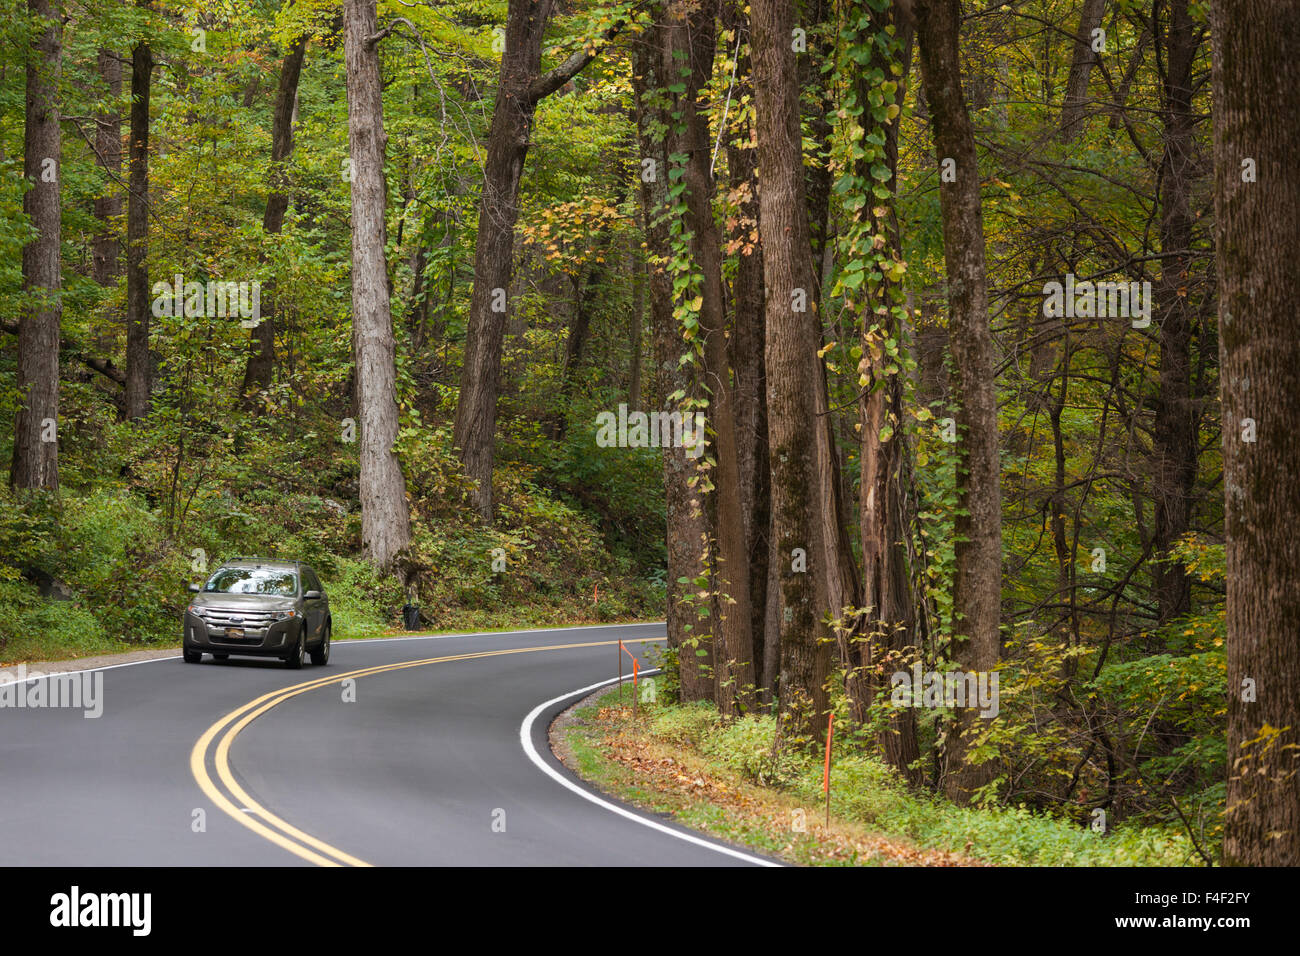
top-left (270, 609), bottom-right (298, 621)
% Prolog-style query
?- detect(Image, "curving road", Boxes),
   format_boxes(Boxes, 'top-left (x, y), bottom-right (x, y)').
top-left (0, 623), bottom-right (772, 867)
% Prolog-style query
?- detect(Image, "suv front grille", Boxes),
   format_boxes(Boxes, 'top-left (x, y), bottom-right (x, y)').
top-left (200, 609), bottom-right (277, 628)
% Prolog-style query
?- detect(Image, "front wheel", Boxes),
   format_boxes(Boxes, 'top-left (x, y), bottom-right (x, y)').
top-left (182, 647), bottom-right (202, 664)
top-left (285, 628), bottom-right (305, 669)
top-left (310, 622), bottom-right (331, 666)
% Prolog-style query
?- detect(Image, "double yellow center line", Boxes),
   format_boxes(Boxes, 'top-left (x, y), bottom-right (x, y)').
top-left (189, 638), bottom-right (654, 867)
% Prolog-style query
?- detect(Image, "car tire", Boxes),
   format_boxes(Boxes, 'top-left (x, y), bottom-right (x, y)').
top-left (310, 621), bottom-right (330, 666)
top-left (183, 647), bottom-right (202, 664)
top-left (285, 628), bottom-right (305, 669)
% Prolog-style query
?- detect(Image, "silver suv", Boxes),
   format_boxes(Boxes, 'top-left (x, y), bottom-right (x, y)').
top-left (183, 559), bottom-right (331, 668)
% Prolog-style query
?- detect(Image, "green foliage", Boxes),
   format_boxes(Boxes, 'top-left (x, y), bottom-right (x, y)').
top-left (641, 699), bottom-right (1203, 866)
top-left (327, 559), bottom-right (406, 638)
top-left (701, 713), bottom-right (802, 787)
top-left (649, 699), bottom-right (717, 746)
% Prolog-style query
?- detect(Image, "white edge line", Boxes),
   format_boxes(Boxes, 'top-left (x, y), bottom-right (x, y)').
top-left (0, 621), bottom-right (668, 689)
top-left (0, 654), bottom-right (181, 690)
top-left (520, 670), bottom-right (782, 868)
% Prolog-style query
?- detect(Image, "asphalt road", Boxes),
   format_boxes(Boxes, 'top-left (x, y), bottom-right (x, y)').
top-left (0, 623), bottom-right (772, 866)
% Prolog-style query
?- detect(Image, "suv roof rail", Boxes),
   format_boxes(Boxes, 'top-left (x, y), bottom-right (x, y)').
top-left (223, 556), bottom-right (301, 566)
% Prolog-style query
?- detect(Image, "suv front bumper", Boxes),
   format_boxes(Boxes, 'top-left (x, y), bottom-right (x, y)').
top-left (183, 614), bottom-right (299, 657)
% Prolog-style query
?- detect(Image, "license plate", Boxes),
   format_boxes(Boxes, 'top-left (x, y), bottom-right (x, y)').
top-left (225, 627), bottom-right (244, 638)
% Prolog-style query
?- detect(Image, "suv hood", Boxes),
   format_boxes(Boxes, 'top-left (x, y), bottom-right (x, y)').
top-left (191, 593), bottom-right (295, 611)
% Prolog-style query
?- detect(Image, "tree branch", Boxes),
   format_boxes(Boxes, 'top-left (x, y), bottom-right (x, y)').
top-left (527, 20), bottom-right (625, 104)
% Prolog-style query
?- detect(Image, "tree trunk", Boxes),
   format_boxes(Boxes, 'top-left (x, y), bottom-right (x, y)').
top-left (1151, 0), bottom-right (1201, 626)
top-left (914, 0), bottom-right (1002, 804)
top-left (92, 48), bottom-right (122, 299)
top-left (798, 0), bottom-right (835, 281)
top-left (342, 0), bottom-right (411, 573)
top-left (855, 8), bottom-right (922, 785)
top-left (242, 35), bottom-right (308, 407)
top-left (552, 249), bottom-right (604, 439)
top-left (1059, 0), bottom-right (1107, 142)
top-left (454, 0), bottom-right (619, 519)
top-left (753, 0), bottom-right (832, 742)
top-left (627, 230), bottom-right (644, 409)
top-left (124, 18), bottom-right (152, 421)
top-left (633, 21), bottom-right (714, 701)
top-left (11, 0), bottom-right (62, 491)
top-left (722, 0), bottom-right (771, 697)
top-left (667, 0), bottom-right (755, 715)
top-left (1213, 0), bottom-right (1300, 868)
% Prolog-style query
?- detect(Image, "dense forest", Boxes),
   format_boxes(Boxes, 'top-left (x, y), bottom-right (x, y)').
top-left (1, 0), bottom-right (1296, 866)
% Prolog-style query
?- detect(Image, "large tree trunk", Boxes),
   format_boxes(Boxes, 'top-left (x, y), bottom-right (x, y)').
top-left (454, 0), bottom-right (619, 520)
top-left (11, 0), bottom-right (62, 491)
top-left (242, 35), bottom-right (308, 407)
top-left (798, 0), bottom-right (835, 280)
top-left (1213, 0), bottom-right (1300, 868)
top-left (796, 0), bottom-right (862, 686)
top-left (633, 22), bottom-right (714, 702)
top-left (454, 0), bottom-right (550, 519)
top-left (854, 7), bottom-right (922, 786)
top-left (723, 0), bottom-right (771, 698)
top-left (343, 0), bottom-right (411, 573)
top-left (1150, 0), bottom-right (1201, 626)
top-left (666, 0), bottom-right (755, 715)
top-left (914, 0), bottom-right (1002, 804)
top-left (753, 0), bottom-right (832, 742)
top-left (124, 17), bottom-right (152, 421)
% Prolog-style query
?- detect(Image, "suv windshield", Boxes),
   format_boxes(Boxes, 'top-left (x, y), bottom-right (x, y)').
top-left (204, 566), bottom-right (298, 596)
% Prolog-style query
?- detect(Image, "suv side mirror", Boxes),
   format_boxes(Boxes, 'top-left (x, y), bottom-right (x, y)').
top-left (188, 583), bottom-right (201, 593)
top-left (304, 590), bottom-right (322, 600)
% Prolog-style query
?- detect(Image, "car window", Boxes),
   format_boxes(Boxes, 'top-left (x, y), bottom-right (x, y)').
top-left (304, 568), bottom-right (322, 593)
top-left (205, 567), bottom-right (298, 596)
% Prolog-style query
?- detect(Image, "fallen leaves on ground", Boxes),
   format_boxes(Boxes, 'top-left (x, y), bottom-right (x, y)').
top-left (569, 705), bottom-right (977, 867)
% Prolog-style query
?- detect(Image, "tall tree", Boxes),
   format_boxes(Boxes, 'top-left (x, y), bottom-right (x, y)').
top-left (721, 0), bottom-right (772, 696)
top-left (1150, 0), bottom-right (1202, 625)
top-left (626, 230), bottom-right (645, 408)
top-left (342, 0), bottom-right (411, 572)
top-left (913, 0), bottom-right (1002, 803)
top-left (124, 2), bottom-right (152, 421)
top-left (1059, 0), bottom-right (1107, 142)
top-left (801, 0), bottom-right (863, 709)
top-left (92, 48), bottom-right (122, 299)
top-left (242, 33), bottom-right (309, 407)
top-left (852, 2), bottom-right (923, 785)
top-left (753, 0), bottom-right (832, 740)
top-left (633, 17), bottom-right (714, 701)
top-left (11, 0), bottom-right (62, 491)
top-left (454, 0), bottom-right (622, 519)
top-left (665, 0), bottom-right (755, 714)
top-left (1214, 0), bottom-right (1300, 868)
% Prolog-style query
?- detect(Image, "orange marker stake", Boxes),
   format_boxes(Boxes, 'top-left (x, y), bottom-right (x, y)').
top-left (633, 657), bottom-right (639, 721)
top-left (617, 642), bottom-right (638, 715)
top-left (823, 712), bottom-right (835, 828)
